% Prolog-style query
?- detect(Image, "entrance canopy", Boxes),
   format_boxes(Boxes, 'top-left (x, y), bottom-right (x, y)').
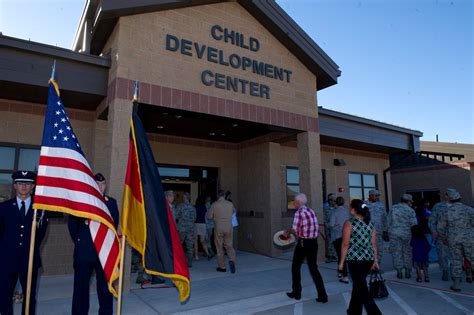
top-left (138, 103), bottom-right (297, 144)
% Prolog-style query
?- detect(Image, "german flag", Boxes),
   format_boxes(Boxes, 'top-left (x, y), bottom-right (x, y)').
top-left (121, 104), bottom-right (190, 302)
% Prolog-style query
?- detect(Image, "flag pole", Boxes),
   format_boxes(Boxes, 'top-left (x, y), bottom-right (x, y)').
top-left (25, 209), bottom-right (38, 315)
top-left (26, 60), bottom-right (57, 314)
top-left (117, 235), bottom-right (127, 315)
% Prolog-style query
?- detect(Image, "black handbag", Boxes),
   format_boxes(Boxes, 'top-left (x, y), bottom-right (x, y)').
top-left (369, 271), bottom-right (389, 299)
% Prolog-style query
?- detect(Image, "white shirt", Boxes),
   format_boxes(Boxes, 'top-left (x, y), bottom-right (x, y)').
top-left (16, 196), bottom-right (32, 215)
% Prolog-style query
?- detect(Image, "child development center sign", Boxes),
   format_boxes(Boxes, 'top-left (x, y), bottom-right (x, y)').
top-left (165, 25), bottom-right (293, 100)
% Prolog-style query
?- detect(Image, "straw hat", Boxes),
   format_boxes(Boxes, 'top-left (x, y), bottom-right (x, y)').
top-left (273, 230), bottom-right (296, 248)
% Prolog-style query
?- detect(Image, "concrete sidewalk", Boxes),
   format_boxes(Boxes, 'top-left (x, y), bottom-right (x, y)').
top-left (16, 251), bottom-right (474, 314)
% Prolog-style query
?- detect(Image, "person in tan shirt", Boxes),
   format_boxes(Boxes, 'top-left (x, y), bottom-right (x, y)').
top-left (207, 190), bottom-right (236, 273)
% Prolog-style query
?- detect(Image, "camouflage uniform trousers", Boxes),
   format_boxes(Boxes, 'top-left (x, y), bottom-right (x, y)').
top-left (375, 234), bottom-right (384, 266)
top-left (324, 225), bottom-right (336, 258)
top-left (449, 242), bottom-right (473, 278)
top-left (179, 228), bottom-right (195, 265)
top-left (390, 236), bottom-right (412, 269)
top-left (435, 239), bottom-right (450, 272)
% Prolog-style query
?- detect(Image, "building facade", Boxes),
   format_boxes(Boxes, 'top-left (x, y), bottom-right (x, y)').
top-left (0, 0), bottom-right (422, 276)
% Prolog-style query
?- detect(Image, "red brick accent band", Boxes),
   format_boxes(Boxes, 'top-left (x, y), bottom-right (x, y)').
top-left (0, 99), bottom-right (95, 121)
top-left (108, 77), bottom-right (319, 132)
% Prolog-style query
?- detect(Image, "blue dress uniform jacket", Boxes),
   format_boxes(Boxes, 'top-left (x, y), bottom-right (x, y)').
top-left (68, 195), bottom-right (119, 315)
top-left (0, 197), bottom-right (48, 315)
top-left (68, 196), bottom-right (119, 262)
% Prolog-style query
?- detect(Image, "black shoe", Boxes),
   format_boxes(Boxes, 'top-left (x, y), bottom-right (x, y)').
top-left (286, 291), bottom-right (301, 300)
top-left (216, 268), bottom-right (227, 272)
top-left (316, 297), bottom-right (328, 303)
top-left (229, 261), bottom-right (236, 274)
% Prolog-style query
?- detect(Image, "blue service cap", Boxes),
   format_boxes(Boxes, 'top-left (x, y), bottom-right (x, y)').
top-left (12, 170), bottom-right (36, 183)
top-left (94, 173), bottom-right (106, 182)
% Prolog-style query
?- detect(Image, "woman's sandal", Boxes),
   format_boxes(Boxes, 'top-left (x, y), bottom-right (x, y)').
top-left (424, 276), bottom-right (430, 283)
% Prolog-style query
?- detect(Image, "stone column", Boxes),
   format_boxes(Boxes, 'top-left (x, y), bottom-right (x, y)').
top-left (297, 131), bottom-right (325, 262)
top-left (268, 142), bottom-right (282, 256)
top-left (237, 142), bottom-right (281, 256)
top-left (106, 97), bottom-right (133, 291)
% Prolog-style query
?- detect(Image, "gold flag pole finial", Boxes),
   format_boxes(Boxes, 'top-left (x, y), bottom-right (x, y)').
top-left (133, 80), bottom-right (139, 103)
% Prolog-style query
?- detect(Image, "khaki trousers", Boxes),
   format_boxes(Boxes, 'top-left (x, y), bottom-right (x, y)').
top-left (214, 228), bottom-right (236, 269)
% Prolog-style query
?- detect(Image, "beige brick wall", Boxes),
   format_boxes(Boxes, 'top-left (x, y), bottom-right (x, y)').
top-left (320, 145), bottom-right (390, 205)
top-left (280, 144), bottom-right (390, 206)
top-left (112, 1), bottom-right (318, 118)
top-left (0, 98), bottom-right (99, 275)
top-left (391, 163), bottom-right (474, 206)
top-left (148, 140), bottom-right (239, 203)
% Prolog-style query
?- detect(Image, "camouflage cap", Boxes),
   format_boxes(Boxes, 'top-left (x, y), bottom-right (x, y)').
top-left (446, 188), bottom-right (460, 200)
top-left (401, 193), bottom-right (413, 202)
top-left (368, 189), bottom-right (381, 196)
top-left (328, 194), bottom-right (337, 201)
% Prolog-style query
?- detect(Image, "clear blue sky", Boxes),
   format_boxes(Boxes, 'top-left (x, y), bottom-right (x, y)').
top-left (1, 0), bottom-right (472, 144)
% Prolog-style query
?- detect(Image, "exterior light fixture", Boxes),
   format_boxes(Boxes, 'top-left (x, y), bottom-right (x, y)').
top-left (209, 132), bottom-right (215, 136)
top-left (333, 158), bottom-right (346, 166)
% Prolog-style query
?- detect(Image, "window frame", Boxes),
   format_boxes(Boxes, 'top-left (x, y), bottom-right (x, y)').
top-left (0, 142), bottom-right (41, 199)
top-left (286, 167), bottom-right (300, 211)
top-left (348, 172), bottom-right (378, 201)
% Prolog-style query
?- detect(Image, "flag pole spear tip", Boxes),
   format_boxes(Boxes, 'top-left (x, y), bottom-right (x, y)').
top-left (50, 60), bottom-right (57, 81)
top-left (133, 80), bottom-right (139, 102)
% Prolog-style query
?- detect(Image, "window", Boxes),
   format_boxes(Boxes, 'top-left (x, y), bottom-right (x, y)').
top-left (0, 143), bottom-right (40, 202)
top-left (286, 167), bottom-right (300, 210)
top-left (348, 172), bottom-right (377, 201)
top-left (158, 167), bottom-right (190, 178)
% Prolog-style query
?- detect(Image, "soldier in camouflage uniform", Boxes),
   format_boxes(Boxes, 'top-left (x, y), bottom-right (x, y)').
top-left (175, 192), bottom-right (196, 267)
top-left (323, 194), bottom-right (338, 262)
top-left (437, 188), bottom-right (474, 292)
top-left (429, 193), bottom-right (451, 281)
top-left (387, 194), bottom-right (418, 279)
top-left (367, 189), bottom-right (387, 268)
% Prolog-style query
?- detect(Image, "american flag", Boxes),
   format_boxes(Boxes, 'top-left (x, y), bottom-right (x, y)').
top-left (33, 80), bottom-right (121, 296)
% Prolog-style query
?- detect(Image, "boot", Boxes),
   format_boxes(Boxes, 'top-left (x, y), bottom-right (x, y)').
top-left (442, 270), bottom-right (449, 281)
top-left (136, 271), bottom-right (145, 284)
top-left (466, 268), bottom-right (473, 283)
top-left (450, 277), bottom-right (461, 292)
top-left (405, 268), bottom-right (411, 279)
top-left (396, 269), bottom-right (403, 279)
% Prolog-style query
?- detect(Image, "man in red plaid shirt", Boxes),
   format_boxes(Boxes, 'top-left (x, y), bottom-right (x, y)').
top-left (285, 193), bottom-right (328, 303)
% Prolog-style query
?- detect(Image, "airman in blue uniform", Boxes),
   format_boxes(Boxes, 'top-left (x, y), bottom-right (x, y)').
top-left (0, 170), bottom-right (48, 315)
top-left (68, 173), bottom-right (119, 315)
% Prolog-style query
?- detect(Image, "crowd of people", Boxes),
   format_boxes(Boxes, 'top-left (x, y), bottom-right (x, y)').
top-left (315, 188), bottom-right (474, 314)
top-left (1, 167), bottom-right (473, 315)
top-left (132, 189), bottom-right (238, 283)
